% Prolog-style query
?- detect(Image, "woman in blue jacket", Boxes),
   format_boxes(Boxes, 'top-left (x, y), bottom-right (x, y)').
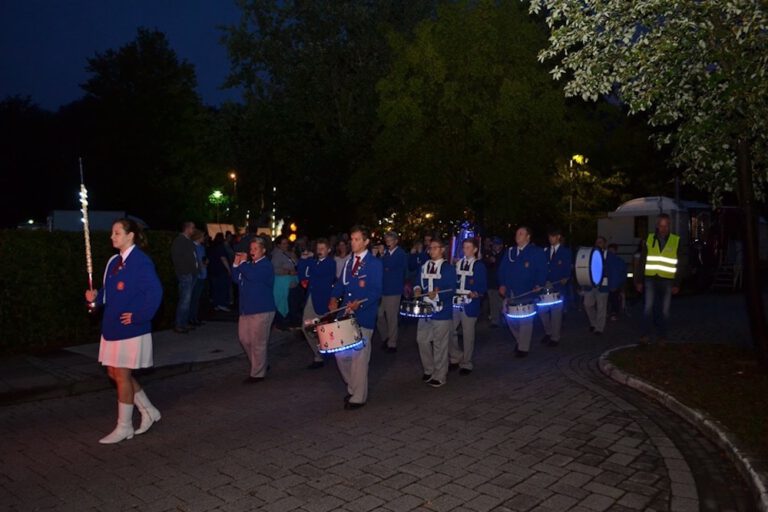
top-left (84, 219), bottom-right (163, 444)
top-left (233, 237), bottom-right (276, 382)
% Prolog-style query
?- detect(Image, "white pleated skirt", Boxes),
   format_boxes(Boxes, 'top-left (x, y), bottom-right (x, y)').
top-left (98, 333), bottom-right (154, 369)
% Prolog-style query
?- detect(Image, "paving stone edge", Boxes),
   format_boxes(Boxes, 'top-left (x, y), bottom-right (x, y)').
top-left (0, 354), bottom-right (245, 406)
top-left (599, 345), bottom-right (768, 512)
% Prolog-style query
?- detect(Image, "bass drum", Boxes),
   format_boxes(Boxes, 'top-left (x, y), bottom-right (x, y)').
top-left (575, 246), bottom-right (604, 287)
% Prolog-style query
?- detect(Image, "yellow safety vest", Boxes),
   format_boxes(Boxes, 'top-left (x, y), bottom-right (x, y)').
top-left (644, 233), bottom-right (679, 279)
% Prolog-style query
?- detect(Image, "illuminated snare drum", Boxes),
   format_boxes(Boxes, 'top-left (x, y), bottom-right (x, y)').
top-left (315, 316), bottom-right (365, 354)
top-left (399, 300), bottom-right (435, 318)
top-left (505, 301), bottom-right (537, 319)
top-left (452, 293), bottom-right (471, 310)
top-left (537, 289), bottom-right (562, 308)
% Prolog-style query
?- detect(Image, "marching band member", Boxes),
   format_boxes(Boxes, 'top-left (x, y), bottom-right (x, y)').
top-left (298, 238), bottom-right (337, 369)
top-left (539, 228), bottom-right (572, 346)
top-left (328, 226), bottom-right (382, 410)
top-left (233, 237), bottom-right (276, 382)
top-left (449, 238), bottom-right (487, 375)
top-left (498, 226), bottom-right (547, 357)
top-left (85, 219), bottom-right (163, 444)
top-left (377, 231), bottom-right (408, 353)
top-left (582, 236), bottom-right (609, 335)
top-left (414, 238), bottom-right (456, 387)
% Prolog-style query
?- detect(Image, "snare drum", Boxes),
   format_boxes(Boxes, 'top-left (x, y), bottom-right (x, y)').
top-left (399, 300), bottom-right (435, 318)
top-left (537, 289), bottom-right (562, 307)
top-left (316, 316), bottom-right (365, 354)
top-left (505, 301), bottom-right (537, 319)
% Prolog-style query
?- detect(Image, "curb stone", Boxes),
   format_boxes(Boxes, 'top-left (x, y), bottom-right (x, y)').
top-left (599, 344), bottom-right (768, 512)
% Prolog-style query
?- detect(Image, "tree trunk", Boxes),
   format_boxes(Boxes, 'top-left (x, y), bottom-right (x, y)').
top-left (736, 137), bottom-right (768, 371)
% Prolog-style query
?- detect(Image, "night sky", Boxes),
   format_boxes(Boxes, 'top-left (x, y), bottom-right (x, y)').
top-left (0, 0), bottom-right (243, 110)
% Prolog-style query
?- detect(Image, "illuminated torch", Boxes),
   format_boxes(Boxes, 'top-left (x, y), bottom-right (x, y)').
top-left (79, 158), bottom-right (96, 312)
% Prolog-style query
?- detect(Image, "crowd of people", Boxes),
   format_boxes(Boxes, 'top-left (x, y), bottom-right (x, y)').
top-left (85, 216), bottom-right (680, 443)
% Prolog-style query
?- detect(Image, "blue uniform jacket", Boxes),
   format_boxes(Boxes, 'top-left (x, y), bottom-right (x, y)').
top-left (497, 244), bottom-right (547, 299)
top-left (332, 252), bottom-right (383, 330)
top-left (544, 245), bottom-right (573, 292)
top-left (455, 258), bottom-right (487, 318)
top-left (297, 256), bottom-right (336, 314)
top-left (417, 260), bottom-right (456, 321)
top-left (382, 246), bottom-right (408, 296)
top-left (606, 252), bottom-right (627, 292)
top-left (233, 258), bottom-right (276, 315)
top-left (97, 248), bottom-right (163, 341)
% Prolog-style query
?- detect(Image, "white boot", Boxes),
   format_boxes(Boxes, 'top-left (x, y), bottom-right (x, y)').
top-left (134, 389), bottom-right (161, 435)
top-left (99, 402), bottom-right (134, 444)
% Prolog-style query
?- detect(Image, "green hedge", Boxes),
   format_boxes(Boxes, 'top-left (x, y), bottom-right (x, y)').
top-left (0, 229), bottom-right (179, 355)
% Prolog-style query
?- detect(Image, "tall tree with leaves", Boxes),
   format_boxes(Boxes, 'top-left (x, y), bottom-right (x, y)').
top-left (80, 28), bottom-right (215, 228)
top-left (358, 0), bottom-right (603, 234)
top-left (223, 0), bottom-right (434, 233)
top-left (524, 0), bottom-right (768, 366)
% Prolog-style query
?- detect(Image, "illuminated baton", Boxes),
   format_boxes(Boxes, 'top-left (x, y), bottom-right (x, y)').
top-left (79, 158), bottom-right (96, 312)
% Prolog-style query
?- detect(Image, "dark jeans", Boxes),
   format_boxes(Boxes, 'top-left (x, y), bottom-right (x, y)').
top-left (210, 274), bottom-right (231, 308)
top-left (176, 274), bottom-right (196, 328)
top-left (608, 290), bottom-right (622, 317)
top-left (189, 278), bottom-right (207, 323)
top-left (641, 277), bottom-right (673, 338)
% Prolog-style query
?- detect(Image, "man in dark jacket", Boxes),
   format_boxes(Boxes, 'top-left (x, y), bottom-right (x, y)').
top-left (171, 221), bottom-right (198, 333)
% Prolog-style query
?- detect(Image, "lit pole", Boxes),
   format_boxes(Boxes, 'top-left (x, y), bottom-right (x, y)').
top-left (229, 171), bottom-right (237, 203)
top-left (209, 189), bottom-right (225, 223)
top-left (569, 154), bottom-right (587, 241)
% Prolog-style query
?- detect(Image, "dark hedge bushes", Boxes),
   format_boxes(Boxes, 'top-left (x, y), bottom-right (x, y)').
top-left (0, 229), bottom-right (179, 355)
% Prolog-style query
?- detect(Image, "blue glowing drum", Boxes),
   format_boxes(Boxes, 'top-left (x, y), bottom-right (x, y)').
top-left (575, 247), bottom-right (604, 287)
top-left (399, 300), bottom-right (435, 318)
top-left (505, 301), bottom-right (537, 319)
top-left (316, 316), bottom-right (365, 354)
top-left (537, 289), bottom-right (562, 307)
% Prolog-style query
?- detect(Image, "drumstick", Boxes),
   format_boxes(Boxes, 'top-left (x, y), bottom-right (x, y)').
top-left (324, 298), bottom-right (369, 318)
top-left (414, 288), bottom-right (454, 299)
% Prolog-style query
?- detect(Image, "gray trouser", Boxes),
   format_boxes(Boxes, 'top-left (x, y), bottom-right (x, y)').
top-left (583, 288), bottom-right (608, 333)
top-left (335, 327), bottom-right (373, 405)
top-left (376, 295), bottom-right (401, 348)
top-left (450, 310), bottom-right (477, 369)
top-left (487, 291), bottom-right (503, 326)
top-left (505, 314), bottom-right (534, 352)
top-left (302, 296), bottom-right (323, 362)
top-left (417, 318), bottom-right (452, 384)
top-left (539, 302), bottom-right (563, 341)
top-left (238, 311), bottom-right (275, 378)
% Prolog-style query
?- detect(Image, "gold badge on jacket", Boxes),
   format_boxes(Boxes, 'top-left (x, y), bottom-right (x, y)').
top-left (359, 280), bottom-right (366, 288)
top-left (524, 261), bottom-right (530, 268)
top-left (117, 281), bottom-right (125, 291)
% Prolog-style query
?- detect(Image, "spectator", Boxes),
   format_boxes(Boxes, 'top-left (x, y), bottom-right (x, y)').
top-left (189, 229), bottom-right (208, 326)
top-left (208, 233), bottom-right (232, 312)
top-left (170, 221), bottom-right (198, 333)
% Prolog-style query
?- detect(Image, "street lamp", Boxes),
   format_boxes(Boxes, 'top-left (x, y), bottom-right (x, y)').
top-left (229, 171), bottom-right (237, 196)
top-left (209, 189), bottom-right (225, 223)
top-left (569, 154), bottom-right (588, 239)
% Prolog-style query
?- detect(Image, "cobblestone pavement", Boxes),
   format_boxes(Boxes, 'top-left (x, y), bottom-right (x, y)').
top-left (0, 294), bottom-right (757, 511)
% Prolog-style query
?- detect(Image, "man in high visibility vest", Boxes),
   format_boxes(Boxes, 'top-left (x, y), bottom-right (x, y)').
top-left (635, 214), bottom-right (680, 344)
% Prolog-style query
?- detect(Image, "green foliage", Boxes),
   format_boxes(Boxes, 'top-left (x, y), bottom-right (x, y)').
top-left (223, 0), bottom-right (434, 234)
top-left (79, 28), bottom-right (222, 228)
top-left (525, 0), bottom-right (768, 202)
top-left (0, 229), bottom-right (178, 355)
top-left (356, 0), bottom-right (590, 234)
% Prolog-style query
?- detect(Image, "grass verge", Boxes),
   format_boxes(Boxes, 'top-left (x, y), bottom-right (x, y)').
top-left (609, 343), bottom-right (768, 460)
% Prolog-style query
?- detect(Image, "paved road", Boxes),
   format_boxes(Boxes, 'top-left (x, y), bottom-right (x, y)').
top-left (0, 294), bottom-right (756, 511)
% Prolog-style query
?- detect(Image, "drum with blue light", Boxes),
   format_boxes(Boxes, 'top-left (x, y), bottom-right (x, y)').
top-left (575, 246), bottom-right (605, 287)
